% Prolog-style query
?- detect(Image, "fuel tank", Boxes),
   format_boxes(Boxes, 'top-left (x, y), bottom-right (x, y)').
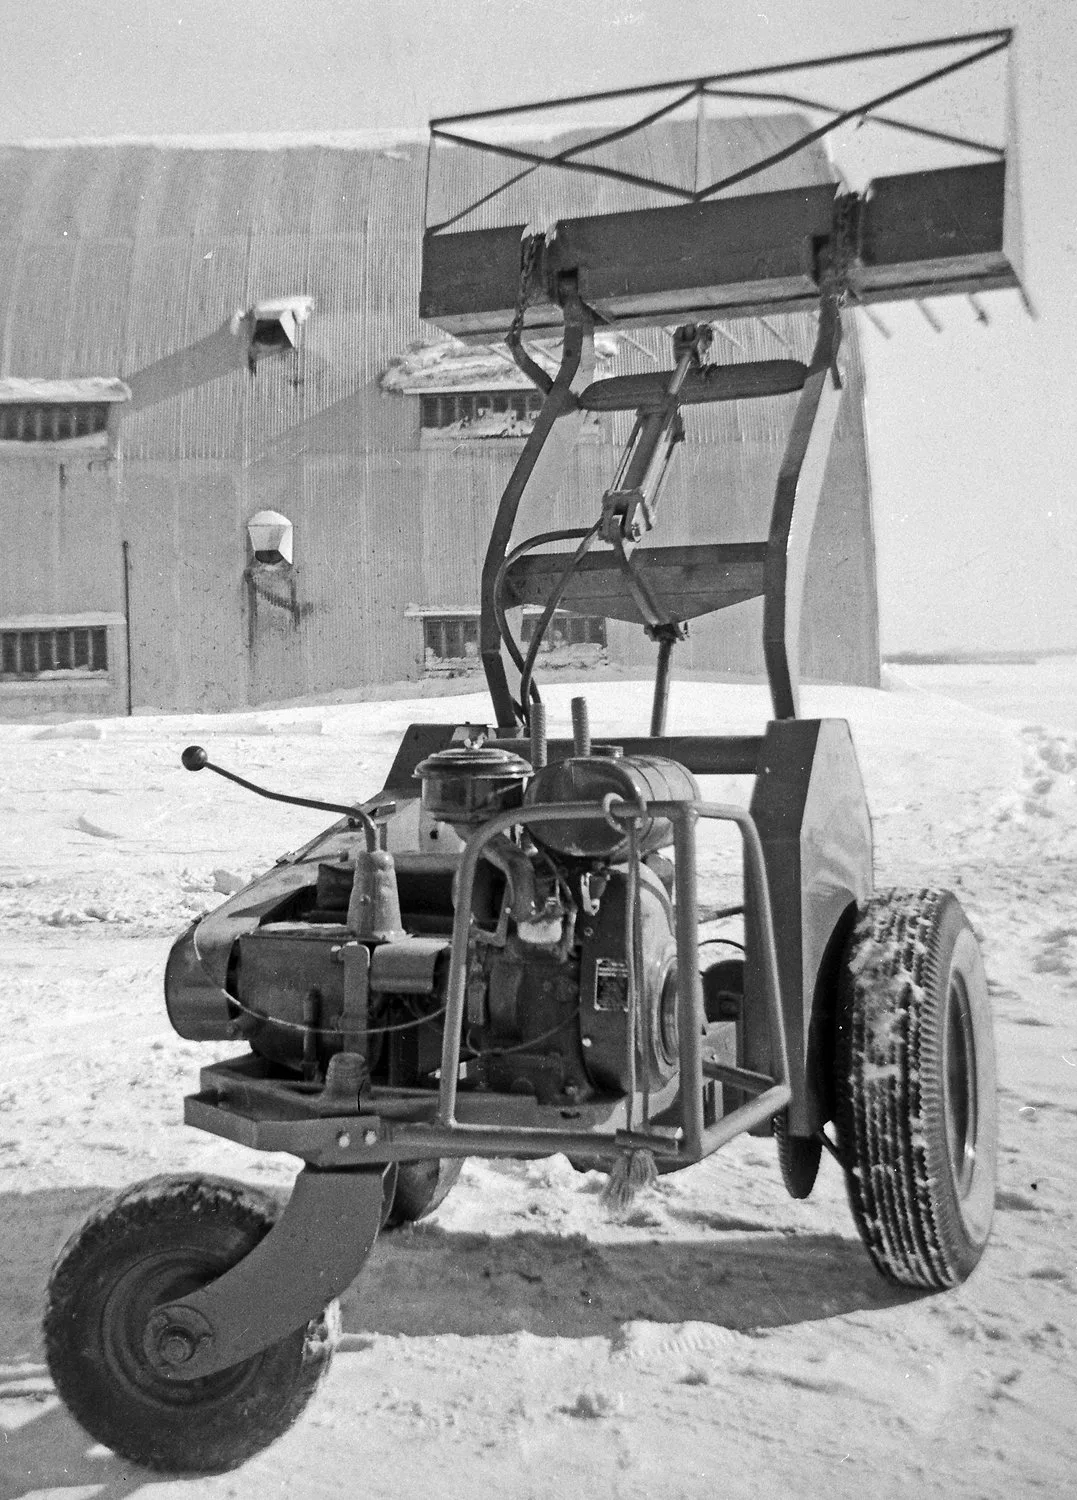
top-left (524, 752), bottom-right (699, 860)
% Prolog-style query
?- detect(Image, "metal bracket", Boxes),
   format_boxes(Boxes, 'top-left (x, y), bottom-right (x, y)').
top-left (480, 286), bottom-right (596, 728)
top-left (144, 1165), bottom-right (385, 1380)
top-left (598, 323), bottom-right (708, 545)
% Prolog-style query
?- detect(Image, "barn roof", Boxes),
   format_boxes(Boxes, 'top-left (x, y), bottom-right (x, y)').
top-left (0, 116), bottom-right (833, 388)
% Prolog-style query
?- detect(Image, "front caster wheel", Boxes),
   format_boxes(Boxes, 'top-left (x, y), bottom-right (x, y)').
top-left (44, 1175), bottom-right (339, 1474)
top-left (836, 889), bottom-right (997, 1289)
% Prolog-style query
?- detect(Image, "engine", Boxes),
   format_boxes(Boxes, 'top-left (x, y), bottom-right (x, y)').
top-left (165, 742), bottom-right (700, 1109)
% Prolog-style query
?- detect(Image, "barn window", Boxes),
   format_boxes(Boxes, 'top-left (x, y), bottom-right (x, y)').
top-left (0, 403), bottom-right (110, 444)
top-left (411, 607), bottom-right (608, 675)
top-left (422, 615), bottom-right (481, 671)
top-left (0, 625), bottom-right (108, 678)
top-left (419, 389), bottom-right (545, 440)
top-left (0, 378), bottom-right (131, 455)
top-left (519, 611), bottom-right (607, 651)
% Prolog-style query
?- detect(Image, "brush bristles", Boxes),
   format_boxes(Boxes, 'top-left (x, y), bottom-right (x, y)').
top-left (600, 1149), bottom-right (658, 1214)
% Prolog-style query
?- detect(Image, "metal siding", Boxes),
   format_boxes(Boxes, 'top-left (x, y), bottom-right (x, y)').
top-left (121, 464), bottom-right (249, 712)
top-left (11, 151), bottom-right (70, 239)
top-left (103, 147), bottom-right (155, 236)
top-left (0, 240), bottom-right (20, 378)
top-left (0, 133), bottom-right (878, 713)
top-left (68, 240), bottom-right (134, 376)
top-left (0, 151), bottom-right (38, 238)
top-left (2, 460), bottom-right (121, 616)
top-left (6, 242), bottom-right (81, 376)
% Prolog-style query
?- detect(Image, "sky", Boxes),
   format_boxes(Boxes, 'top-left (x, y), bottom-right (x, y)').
top-left (3, 0), bottom-right (1075, 653)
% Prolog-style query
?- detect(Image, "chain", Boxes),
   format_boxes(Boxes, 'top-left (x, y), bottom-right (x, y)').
top-left (508, 232), bottom-right (543, 349)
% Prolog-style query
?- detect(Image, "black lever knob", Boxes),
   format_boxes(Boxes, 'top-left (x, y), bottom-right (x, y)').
top-left (175, 741), bottom-right (377, 850)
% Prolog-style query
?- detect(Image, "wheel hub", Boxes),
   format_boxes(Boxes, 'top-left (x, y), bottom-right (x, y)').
top-left (143, 1306), bottom-right (215, 1373)
top-left (945, 972), bottom-right (979, 1200)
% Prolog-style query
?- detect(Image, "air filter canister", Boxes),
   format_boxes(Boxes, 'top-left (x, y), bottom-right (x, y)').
top-left (415, 745), bottom-right (533, 829)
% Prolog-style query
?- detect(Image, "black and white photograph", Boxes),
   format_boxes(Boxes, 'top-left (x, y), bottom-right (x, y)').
top-left (0, 3), bottom-right (1074, 1496)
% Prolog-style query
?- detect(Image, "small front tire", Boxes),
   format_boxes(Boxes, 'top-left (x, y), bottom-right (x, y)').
top-left (44, 1174), bottom-right (339, 1474)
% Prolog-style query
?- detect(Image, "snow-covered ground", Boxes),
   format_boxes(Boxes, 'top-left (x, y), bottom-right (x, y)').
top-left (1, 669), bottom-right (1075, 1499)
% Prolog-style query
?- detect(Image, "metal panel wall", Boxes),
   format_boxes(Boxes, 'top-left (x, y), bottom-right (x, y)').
top-left (0, 134), bottom-right (878, 716)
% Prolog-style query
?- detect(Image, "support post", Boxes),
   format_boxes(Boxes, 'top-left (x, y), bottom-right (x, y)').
top-left (120, 539), bottom-right (133, 717)
top-left (147, 1166), bottom-right (386, 1379)
top-left (762, 295), bottom-right (843, 719)
top-left (480, 288), bottom-right (595, 728)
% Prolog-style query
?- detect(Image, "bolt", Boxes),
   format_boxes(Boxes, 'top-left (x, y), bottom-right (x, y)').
top-left (337, 1131), bottom-right (351, 1149)
top-left (158, 1328), bottom-right (197, 1366)
top-left (363, 1130), bottom-right (378, 1146)
top-left (581, 1036), bottom-right (593, 1049)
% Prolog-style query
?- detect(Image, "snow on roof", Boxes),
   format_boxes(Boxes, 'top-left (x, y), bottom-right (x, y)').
top-left (0, 378), bottom-right (130, 404)
top-left (5, 129), bottom-right (429, 152)
top-left (380, 331), bottom-right (620, 394)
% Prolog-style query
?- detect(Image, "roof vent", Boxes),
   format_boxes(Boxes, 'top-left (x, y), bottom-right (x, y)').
top-left (231, 296), bottom-right (314, 371)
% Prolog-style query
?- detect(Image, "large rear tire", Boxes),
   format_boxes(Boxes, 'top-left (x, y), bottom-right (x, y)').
top-left (836, 889), bottom-right (997, 1288)
top-left (44, 1175), bottom-right (339, 1473)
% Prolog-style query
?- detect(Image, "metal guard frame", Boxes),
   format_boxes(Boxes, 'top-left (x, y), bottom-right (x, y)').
top-left (426, 30), bottom-right (1012, 235)
top-left (185, 794), bottom-right (790, 1171)
top-left (482, 289), bottom-right (841, 728)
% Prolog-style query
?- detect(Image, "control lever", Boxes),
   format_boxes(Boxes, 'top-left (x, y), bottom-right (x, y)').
top-left (181, 745), bottom-right (377, 850)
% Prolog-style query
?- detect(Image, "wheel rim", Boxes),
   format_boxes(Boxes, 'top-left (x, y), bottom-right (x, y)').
top-left (101, 1247), bottom-right (262, 1409)
top-left (944, 971), bottom-right (979, 1200)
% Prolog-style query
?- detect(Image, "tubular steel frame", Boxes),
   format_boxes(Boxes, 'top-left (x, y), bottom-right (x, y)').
top-left (184, 794), bottom-right (788, 1172)
top-left (427, 30), bottom-right (1013, 235)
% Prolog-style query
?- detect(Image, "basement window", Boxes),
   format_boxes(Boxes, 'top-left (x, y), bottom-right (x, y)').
top-left (1, 625), bottom-right (108, 678)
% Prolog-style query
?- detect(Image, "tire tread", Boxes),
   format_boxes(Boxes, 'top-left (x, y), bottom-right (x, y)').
top-left (44, 1173), bottom-right (338, 1474)
top-left (837, 889), bottom-right (993, 1289)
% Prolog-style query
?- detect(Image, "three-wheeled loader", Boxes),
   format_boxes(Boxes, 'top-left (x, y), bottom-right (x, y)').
top-left (44, 33), bottom-right (1020, 1473)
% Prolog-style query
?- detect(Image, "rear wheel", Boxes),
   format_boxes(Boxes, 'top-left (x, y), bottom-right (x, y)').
top-left (836, 889), bottom-right (997, 1288)
top-left (382, 1158), bottom-right (463, 1229)
top-left (44, 1175), bottom-right (338, 1473)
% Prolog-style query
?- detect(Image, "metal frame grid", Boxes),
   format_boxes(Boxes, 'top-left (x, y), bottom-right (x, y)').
top-left (426, 30), bottom-right (1012, 236)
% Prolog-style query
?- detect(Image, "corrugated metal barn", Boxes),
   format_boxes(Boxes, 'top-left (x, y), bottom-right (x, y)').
top-left (0, 118), bottom-right (879, 718)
